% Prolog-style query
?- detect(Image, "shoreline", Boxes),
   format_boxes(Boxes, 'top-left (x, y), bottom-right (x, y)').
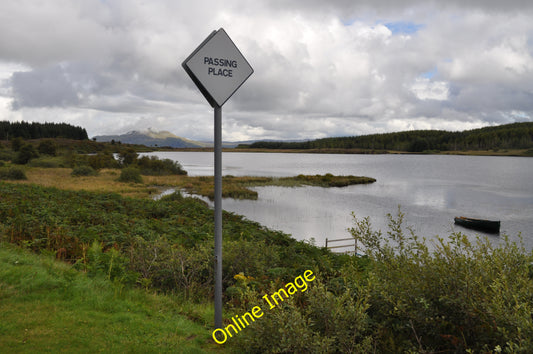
top-left (5, 167), bottom-right (376, 201)
top-left (154, 147), bottom-right (533, 157)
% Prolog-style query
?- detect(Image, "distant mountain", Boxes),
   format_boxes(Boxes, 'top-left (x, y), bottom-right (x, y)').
top-left (93, 129), bottom-right (210, 148)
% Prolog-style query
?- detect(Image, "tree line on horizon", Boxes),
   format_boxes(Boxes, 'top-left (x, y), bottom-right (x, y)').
top-left (244, 122), bottom-right (533, 152)
top-left (0, 121), bottom-right (88, 141)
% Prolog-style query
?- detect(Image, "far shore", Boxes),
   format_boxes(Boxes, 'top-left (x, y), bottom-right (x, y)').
top-left (152, 147), bottom-right (533, 157)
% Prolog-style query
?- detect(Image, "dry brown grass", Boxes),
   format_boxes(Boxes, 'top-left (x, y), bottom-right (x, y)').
top-left (12, 168), bottom-right (157, 198)
top-left (9, 167), bottom-right (376, 200)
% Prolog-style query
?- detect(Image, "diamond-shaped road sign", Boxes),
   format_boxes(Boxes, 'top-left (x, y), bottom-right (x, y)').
top-left (181, 28), bottom-right (253, 330)
top-left (182, 28), bottom-right (253, 107)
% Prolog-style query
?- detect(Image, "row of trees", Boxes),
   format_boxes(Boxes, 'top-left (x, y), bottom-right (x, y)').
top-left (246, 122), bottom-right (533, 152)
top-left (0, 121), bottom-right (88, 140)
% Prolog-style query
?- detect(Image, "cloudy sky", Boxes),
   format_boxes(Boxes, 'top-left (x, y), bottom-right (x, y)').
top-left (1, 0), bottom-right (533, 141)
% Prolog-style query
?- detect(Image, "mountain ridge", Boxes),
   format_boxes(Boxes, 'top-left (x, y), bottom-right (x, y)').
top-left (93, 129), bottom-right (210, 148)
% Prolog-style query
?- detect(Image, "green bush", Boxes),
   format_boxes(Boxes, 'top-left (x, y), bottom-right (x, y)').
top-left (159, 191), bottom-right (184, 202)
top-left (88, 151), bottom-right (120, 170)
top-left (71, 165), bottom-right (98, 177)
top-left (65, 151), bottom-right (119, 170)
top-left (231, 209), bottom-right (533, 352)
top-left (118, 148), bottom-right (138, 166)
top-left (37, 139), bottom-right (57, 156)
top-left (127, 237), bottom-right (211, 298)
top-left (0, 150), bottom-right (15, 162)
top-left (75, 240), bottom-right (137, 285)
top-left (235, 295), bottom-right (333, 353)
top-left (350, 208), bottom-right (533, 353)
top-left (136, 156), bottom-right (187, 176)
top-left (117, 167), bottom-right (143, 183)
top-left (11, 137), bottom-right (24, 151)
top-left (233, 282), bottom-right (372, 353)
top-left (0, 167), bottom-right (27, 180)
top-left (14, 144), bottom-right (39, 164)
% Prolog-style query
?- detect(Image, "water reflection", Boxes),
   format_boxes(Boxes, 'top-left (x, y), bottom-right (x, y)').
top-left (145, 152), bottom-right (533, 250)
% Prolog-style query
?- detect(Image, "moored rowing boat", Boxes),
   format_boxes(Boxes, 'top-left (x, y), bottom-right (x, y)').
top-left (454, 216), bottom-right (500, 233)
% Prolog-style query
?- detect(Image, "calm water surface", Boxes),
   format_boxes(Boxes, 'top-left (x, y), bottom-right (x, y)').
top-left (145, 152), bottom-right (533, 250)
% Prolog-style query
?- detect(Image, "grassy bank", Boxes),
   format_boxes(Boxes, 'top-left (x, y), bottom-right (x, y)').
top-left (2, 150), bottom-right (533, 352)
top-left (0, 242), bottom-right (217, 353)
top-left (1, 178), bottom-right (533, 352)
top-left (0, 180), bottom-right (345, 352)
top-left (0, 180), bottom-right (343, 298)
top-left (3, 166), bottom-right (375, 200)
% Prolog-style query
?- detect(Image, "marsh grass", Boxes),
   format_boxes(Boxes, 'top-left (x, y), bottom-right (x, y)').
top-left (17, 168), bottom-right (157, 198)
top-left (176, 174), bottom-right (376, 200)
top-left (0, 242), bottom-right (217, 353)
top-left (9, 167), bottom-right (375, 200)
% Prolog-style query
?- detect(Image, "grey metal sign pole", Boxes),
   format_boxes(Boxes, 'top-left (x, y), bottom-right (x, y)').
top-left (213, 104), bottom-right (223, 328)
top-left (182, 28), bottom-right (253, 330)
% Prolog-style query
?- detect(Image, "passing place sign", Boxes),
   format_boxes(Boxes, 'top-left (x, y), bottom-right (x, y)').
top-left (182, 28), bottom-right (253, 107)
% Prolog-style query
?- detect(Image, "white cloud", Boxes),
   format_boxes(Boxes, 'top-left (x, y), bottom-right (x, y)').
top-left (0, 0), bottom-right (532, 140)
top-left (410, 78), bottom-right (449, 101)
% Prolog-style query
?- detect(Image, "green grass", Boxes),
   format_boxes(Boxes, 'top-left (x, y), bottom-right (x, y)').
top-left (0, 242), bottom-right (218, 353)
top-left (0, 181), bottom-right (340, 351)
top-left (27, 155), bottom-right (65, 168)
top-left (183, 174), bottom-right (376, 200)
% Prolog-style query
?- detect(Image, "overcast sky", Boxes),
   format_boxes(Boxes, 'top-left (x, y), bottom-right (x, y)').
top-left (1, 0), bottom-right (533, 141)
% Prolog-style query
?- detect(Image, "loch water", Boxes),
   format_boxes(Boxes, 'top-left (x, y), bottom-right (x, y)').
top-left (144, 152), bottom-right (533, 250)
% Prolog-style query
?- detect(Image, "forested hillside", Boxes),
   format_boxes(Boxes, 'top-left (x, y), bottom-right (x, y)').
top-left (246, 122), bottom-right (533, 152)
top-left (0, 121), bottom-right (88, 140)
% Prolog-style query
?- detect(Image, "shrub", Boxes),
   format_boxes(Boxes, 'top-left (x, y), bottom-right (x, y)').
top-left (159, 191), bottom-right (184, 202)
top-left (0, 150), bottom-right (15, 162)
top-left (14, 144), bottom-right (39, 164)
top-left (0, 167), bottom-right (27, 180)
top-left (71, 166), bottom-right (98, 177)
top-left (118, 148), bottom-right (138, 166)
top-left (127, 237), bottom-right (212, 298)
top-left (11, 137), bottom-right (24, 151)
top-left (233, 282), bottom-right (373, 353)
top-left (88, 151), bottom-right (120, 170)
top-left (117, 167), bottom-right (143, 183)
top-left (75, 240), bottom-right (137, 285)
top-left (136, 156), bottom-right (187, 176)
top-left (349, 208), bottom-right (533, 353)
top-left (37, 139), bottom-right (57, 156)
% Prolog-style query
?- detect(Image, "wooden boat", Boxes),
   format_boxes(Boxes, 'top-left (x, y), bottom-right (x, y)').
top-left (454, 216), bottom-right (500, 233)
